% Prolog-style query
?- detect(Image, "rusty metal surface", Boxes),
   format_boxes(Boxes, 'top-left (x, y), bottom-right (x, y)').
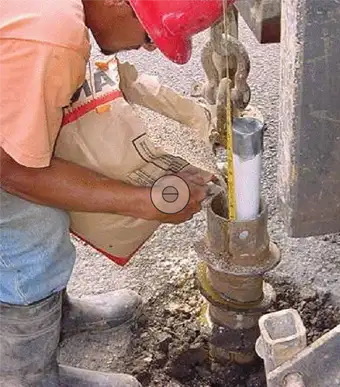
top-left (196, 262), bottom-right (276, 312)
top-left (210, 323), bottom-right (260, 352)
top-left (207, 307), bottom-right (261, 364)
top-left (207, 191), bottom-right (270, 256)
top-left (196, 191), bottom-right (281, 274)
top-left (235, 0), bottom-right (281, 43)
top-left (195, 191), bottom-right (280, 364)
top-left (209, 304), bottom-right (262, 329)
top-left (195, 188), bottom-right (279, 364)
top-left (208, 305), bottom-right (262, 363)
top-left (207, 268), bottom-right (263, 302)
top-left (194, 180), bottom-right (280, 364)
top-left (195, 239), bottom-right (280, 276)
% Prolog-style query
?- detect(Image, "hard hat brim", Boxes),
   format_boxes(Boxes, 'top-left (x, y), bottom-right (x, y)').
top-left (129, 0), bottom-right (192, 64)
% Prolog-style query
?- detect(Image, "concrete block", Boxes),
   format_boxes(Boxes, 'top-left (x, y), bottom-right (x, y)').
top-left (277, 0), bottom-right (340, 237)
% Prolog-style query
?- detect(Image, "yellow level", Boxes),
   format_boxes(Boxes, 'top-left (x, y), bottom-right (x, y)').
top-left (222, 1), bottom-right (236, 220)
top-left (225, 85), bottom-right (236, 220)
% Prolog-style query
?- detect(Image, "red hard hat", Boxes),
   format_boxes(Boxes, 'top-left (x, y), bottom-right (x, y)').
top-left (129, 0), bottom-right (234, 64)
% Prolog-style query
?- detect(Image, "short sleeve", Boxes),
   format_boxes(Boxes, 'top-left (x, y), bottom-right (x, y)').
top-left (0, 39), bottom-right (87, 167)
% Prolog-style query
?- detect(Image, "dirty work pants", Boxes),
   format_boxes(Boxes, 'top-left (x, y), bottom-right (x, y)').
top-left (0, 188), bottom-right (76, 305)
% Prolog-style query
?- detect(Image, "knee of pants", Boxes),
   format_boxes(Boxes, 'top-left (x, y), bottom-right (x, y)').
top-left (0, 189), bottom-right (76, 305)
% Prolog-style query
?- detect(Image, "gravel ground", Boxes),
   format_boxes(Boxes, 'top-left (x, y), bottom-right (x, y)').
top-left (58, 17), bottom-right (340, 386)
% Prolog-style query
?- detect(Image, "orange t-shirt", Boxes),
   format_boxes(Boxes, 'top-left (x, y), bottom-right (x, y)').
top-left (0, 0), bottom-right (91, 167)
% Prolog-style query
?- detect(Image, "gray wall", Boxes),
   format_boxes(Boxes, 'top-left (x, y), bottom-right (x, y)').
top-left (278, 0), bottom-right (340, 237)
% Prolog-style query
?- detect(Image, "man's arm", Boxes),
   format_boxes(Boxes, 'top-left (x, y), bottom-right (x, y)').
top-left (0, 148), bottom-right (210, 224)
top-left (0, 147), bottom-right (152, 217)
top-left (0, 41), bottom-right (211, 223)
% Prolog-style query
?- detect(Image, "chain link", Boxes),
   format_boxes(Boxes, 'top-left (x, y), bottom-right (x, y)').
top-left (200, 6), bottom-right (251, 146)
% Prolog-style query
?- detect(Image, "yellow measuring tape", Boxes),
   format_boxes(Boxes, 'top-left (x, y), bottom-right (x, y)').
top-left (222, 1), bottom-right (236, 220)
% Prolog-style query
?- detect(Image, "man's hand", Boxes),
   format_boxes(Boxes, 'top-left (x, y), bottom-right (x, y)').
top-left (142, 170), bottom-right (214, 224)
top-left (0, 147), bottom-right (213, 224)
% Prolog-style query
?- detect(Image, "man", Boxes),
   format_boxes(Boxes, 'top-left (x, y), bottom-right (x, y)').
top-left (0, 0), bottom-right (232, 385)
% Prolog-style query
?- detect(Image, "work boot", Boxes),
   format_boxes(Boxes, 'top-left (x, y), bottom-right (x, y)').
top-left (0, 292), bottom-right (142, 387)
top-left (0, 292), bottom-right (61, 387)
top-left (61, 289), bottom-right (143, 337)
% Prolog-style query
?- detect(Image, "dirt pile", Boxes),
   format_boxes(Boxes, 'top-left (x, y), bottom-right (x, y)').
top-left (114, 274), bottom-right (339, 387)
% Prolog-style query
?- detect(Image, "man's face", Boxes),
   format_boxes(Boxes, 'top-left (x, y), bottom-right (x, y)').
top-left (85, 0), bottom-right (157, 56)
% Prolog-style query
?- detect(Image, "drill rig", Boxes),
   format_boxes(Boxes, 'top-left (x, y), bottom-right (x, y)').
top-left (192, 0), bottom-right (340, 385)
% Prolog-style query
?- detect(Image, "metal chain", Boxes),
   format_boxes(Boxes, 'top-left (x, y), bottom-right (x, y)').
top-left (200, 6), bottom-right (251, 146)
